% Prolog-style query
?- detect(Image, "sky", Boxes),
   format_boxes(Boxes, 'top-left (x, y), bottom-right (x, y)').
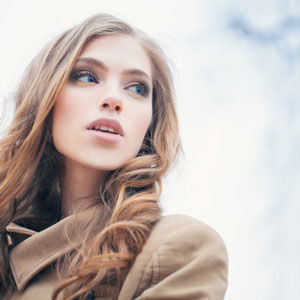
top-left (0, 1), bottom-right (299, 299)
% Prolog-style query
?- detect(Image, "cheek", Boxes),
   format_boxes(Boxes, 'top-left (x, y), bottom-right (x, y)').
top-left (51, 91), bottom-right (82, 154)
top-left (139, 114), bottom-right (152, 137)
top-left (53, 89), bottom-right (84, 126)
top-left (131, 105), bottom-right (153, 149)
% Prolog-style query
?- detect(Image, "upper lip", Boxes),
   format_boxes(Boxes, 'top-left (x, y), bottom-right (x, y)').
top-left (87, 118), bottom-right (124, 136)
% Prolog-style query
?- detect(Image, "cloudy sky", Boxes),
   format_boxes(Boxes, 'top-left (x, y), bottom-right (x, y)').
top-left (1, 1), bottom-right (299, 299)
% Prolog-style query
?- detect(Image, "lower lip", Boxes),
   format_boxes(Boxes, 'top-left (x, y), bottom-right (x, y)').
top-left (88, 129), bottom-right (123, 143)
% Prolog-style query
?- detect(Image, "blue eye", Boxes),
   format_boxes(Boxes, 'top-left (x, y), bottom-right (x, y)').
top-left (129, 86), bottom-right (143, 95)
top-left (78, 75), bottom-right (97, 83)
top-left (69, 70), bottom-right (99, 84)
top-left (127, 82), bottom-right (149, 97)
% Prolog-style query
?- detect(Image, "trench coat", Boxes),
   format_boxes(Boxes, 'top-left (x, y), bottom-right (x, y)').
top-left (6, 213), bottom-right (228, 300)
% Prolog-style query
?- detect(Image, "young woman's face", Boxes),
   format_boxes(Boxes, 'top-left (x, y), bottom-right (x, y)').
top-left (52, 34), bottom-right (153, 172)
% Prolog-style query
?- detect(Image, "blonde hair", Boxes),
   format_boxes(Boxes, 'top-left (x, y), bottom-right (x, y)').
top-left (0, 14), bottom-right (179, 299)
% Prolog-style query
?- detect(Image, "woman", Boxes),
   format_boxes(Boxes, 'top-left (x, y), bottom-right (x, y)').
top-left (0, 14), bottom-right (228, 300)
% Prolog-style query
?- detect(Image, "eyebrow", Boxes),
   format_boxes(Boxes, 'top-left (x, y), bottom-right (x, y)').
top-left (76, 57), bottom-right (108, 72)
top-left (76, 57), bottom-right (151, 81)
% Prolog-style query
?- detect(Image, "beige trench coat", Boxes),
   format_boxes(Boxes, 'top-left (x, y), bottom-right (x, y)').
top-left (6, 214), bottom-right (228, 299)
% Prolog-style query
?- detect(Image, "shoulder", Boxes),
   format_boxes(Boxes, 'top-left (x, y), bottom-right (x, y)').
top-left (151, 214), bottom-right (226, 251)
top-left (148, 214), bottom-right (228, 281)
top-left (119, 215), bottom-right (228, 300)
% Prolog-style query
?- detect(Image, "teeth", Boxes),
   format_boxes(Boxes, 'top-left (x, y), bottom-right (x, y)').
top-left (91, 125), bottom-right (118, 134)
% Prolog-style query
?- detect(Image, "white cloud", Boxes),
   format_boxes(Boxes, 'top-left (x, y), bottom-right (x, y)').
top-left (1, 1), bottom-right (299, 299)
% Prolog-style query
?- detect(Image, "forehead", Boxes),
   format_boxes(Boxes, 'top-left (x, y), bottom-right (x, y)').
top-left (79, 34), bottom-right (152, 77)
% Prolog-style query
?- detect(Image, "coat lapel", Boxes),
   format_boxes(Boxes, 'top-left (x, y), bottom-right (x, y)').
top-left (7, 214), bottom-right (77, 290)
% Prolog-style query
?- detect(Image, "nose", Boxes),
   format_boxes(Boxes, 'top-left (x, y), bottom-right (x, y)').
top-left (99, 97), bottom-right (122, 113)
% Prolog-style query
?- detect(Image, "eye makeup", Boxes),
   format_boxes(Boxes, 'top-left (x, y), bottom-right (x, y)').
top-left (126, 81), bottom-right (150, 98)
top-left (69, 69), bottom-right (99, 84)
top-left (68, 59), bottom-right (151, 98)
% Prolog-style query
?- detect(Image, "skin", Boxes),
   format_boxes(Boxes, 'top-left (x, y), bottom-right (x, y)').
top-left (52, 34), bottom-right (153, 217)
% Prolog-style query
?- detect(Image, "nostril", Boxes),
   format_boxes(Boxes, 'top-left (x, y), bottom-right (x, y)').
top-left (100, 99), bottom-right (122, 112)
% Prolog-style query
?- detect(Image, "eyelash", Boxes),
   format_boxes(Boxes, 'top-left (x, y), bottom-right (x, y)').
top-left (69, 70), bottom-right (99, 83)
top-left (126, 82), bottom-right (150, 97)
top-left (69, 69), bottom-right (150, 97)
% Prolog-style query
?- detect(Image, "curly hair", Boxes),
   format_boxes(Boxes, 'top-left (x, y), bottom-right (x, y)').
top-left (0, 13), bottom-right (180, 299)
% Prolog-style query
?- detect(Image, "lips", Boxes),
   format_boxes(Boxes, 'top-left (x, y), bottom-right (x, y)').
top-left (87, 118), bottom-right (124, 136)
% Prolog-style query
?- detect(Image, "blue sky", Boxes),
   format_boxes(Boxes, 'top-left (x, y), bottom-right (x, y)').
top-left (0, 1), bottom-right (299, 299)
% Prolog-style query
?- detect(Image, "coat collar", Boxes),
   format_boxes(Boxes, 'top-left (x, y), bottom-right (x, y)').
top-left (7, 213), bottom-right (85, 291)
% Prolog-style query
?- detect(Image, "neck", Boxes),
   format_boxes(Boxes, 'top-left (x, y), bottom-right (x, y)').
top-left (60, 158), bottom-right (105, 218)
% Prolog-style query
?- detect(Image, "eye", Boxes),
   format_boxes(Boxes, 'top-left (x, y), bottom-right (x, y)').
top-left (69, 70), bottom-right (99, 84)
top-left (127, 82), bottom-right (149, 97)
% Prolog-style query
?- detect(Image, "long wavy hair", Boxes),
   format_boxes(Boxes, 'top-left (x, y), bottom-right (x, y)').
top-left (0, 14), bottom-right (179, 299)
